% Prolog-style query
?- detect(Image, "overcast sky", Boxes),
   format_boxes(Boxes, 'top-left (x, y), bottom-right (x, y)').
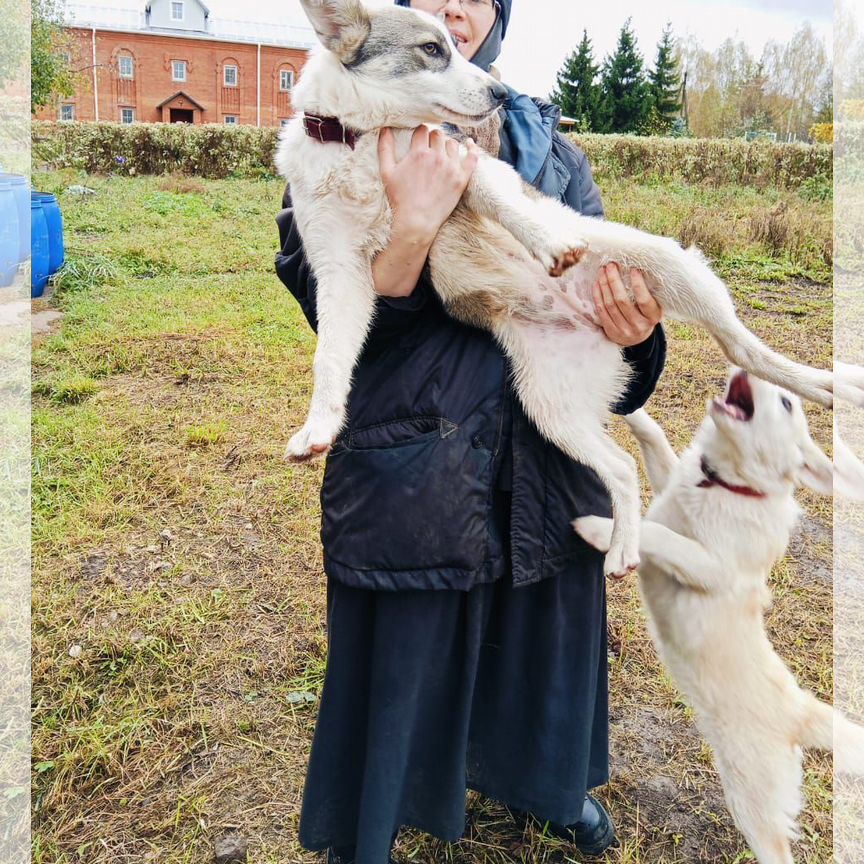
top-left (194, 0), bottom-right (832, 97)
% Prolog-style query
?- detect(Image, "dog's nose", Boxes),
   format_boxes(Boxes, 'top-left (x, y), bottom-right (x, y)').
top-left (488, 80), bottom-right (508, 105)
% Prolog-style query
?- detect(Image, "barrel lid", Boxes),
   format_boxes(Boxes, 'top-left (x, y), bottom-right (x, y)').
top-left (31, 197), bottom-right (44, 208)
top-left (0, 173), bottom-right (27, 185)
top-left (32, 191), bottom-right (57, 201)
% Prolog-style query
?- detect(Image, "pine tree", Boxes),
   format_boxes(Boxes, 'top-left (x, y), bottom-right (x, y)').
top-left (550, 30), bottom-right (602, 131)
top-left (648, 23), bottom-right (682, 132)
top-left (599, 19), bottom-right (652, 133)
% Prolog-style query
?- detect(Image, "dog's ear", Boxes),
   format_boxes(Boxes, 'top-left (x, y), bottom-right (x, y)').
top-left (799, 439), bottom-right (834, 496)
top-left (299, 0), bottom-right (371, 64)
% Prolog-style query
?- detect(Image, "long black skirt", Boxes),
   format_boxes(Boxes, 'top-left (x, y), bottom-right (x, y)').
top-left (298, 522), bottom-right (609, 863)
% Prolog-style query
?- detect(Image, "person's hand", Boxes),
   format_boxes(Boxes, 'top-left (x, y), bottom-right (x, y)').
top-left (592, 262), bottom-right (663, 347)
top-left (378, 125), bottom-right (480, 244)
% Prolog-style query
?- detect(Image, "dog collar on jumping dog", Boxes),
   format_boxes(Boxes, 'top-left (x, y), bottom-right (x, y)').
top-left (303, 113), bottom-right (360, 149)
top-left (697, 457), bottom-right (766, 498)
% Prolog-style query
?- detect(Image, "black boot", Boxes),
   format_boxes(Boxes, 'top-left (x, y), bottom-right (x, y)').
top-left (519, 794), bottom-right (619, 857)
top-left (512, 795), bottom-right (621, 855)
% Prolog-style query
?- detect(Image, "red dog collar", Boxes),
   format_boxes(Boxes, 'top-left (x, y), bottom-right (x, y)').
top-left (303, 113), bottom-right (360, 149)
top-left (697, 457), bottom-right (766, 498)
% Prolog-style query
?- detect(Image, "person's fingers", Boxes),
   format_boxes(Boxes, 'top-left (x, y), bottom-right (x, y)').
top-left (593, 278), bottom-right (628, 336)
top-left (598, 265), bottom-right (627, 327)
top-left (462, 139), bottom-right (480, 177)
top-left (630, 267), bottom-right (663, 322)
top-left (429, 127), bottom-right (447, 154)
top-left (410, 123), bottom-right (431, 151)
top-left (444, 136), bottom-right (460, 159)
top-left (377, 127), bottom-right (397, 178)
top-left (603, 263), bottom-right (639, 325)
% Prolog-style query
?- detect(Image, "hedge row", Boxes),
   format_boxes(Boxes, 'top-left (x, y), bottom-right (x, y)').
top-left (32, 120), bottom-right (833, 188)
top-left (32, 120), bottom-right (280, 179)
top-left (569, 132), bottom-right (831, 190)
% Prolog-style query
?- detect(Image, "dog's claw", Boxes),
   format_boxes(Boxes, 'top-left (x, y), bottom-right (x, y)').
top-left (549, 247), bottom-right (585, 277)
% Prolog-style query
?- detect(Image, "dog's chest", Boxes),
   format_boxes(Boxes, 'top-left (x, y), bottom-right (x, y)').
top-left (283, 131), bottom-right (392, 255)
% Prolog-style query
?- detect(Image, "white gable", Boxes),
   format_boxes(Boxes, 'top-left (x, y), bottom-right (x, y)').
top-left (146, 0), bottom-right (209, 33)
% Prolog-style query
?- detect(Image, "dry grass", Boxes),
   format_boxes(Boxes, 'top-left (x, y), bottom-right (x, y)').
top-left (157, 175), bottom-right (207, 196)
top-left (32, 172), bottom-right (835, 864)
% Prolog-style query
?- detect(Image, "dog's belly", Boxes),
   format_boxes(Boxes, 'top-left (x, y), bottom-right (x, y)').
top-left (640, 567), bottom-right (794, 718)
top-left (497, 318), bottom-right (628, 423)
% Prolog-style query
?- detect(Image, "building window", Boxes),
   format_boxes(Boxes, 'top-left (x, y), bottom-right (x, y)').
top-left (280, 69), bottom-right (294, 91)
top-left (224, 115), bottom-right (237, 125)
top-left (171, 1), bottom-right (184, 21)
top-left (121, 108), bottom-right (135, 124)
top-left (223, 64), bottom-right (238, 87)
top-left (60, 104), bottom-right (75, 122)
top-left (118, 55), bottom-right (134, 79)
top-left (172, 60), bottom-right (187, 82)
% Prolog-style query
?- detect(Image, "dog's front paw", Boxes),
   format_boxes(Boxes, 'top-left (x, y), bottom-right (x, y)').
top-left (549, 245), bottom-right (587, 277)
top-left (573, 516), bottom-right (614, 552)
top-left (284, 422), bottom-right (336, 463)
top-left (603, 543), bottom-right (640, 581)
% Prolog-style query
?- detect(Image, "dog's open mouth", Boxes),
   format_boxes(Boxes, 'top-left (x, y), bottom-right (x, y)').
top-left (714, 370), bottom-right (755, 422)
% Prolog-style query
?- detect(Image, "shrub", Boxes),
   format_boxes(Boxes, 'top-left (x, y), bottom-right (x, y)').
top-left (33, 122), bottom-right (833, 192)
top-left (569, 132), bottom-right (832, 190)
top-left (32, 121), bottom-right (279, 179)
top-left (678, 210), bottom-right (732, 258)
top-left (809, 123), bottom-right (833, 144)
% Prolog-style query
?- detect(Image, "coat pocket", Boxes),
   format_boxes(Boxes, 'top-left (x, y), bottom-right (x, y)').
top-left (322, 417), bottom-right (493, 573)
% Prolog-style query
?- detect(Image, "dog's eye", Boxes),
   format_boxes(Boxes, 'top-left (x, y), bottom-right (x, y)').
top-left (421, 42), bottom-right (441, 56)
top-left (781, 396), bottom-right (793, 412)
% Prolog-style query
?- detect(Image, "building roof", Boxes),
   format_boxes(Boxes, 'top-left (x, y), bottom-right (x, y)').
top-left (156, 90), bottom-right (206, 110)
top-left (65, 1), bottom-right (317, 50)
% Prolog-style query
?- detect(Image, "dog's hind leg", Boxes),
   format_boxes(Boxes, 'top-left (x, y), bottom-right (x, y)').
top-left (494, 319), bottom-right (642, 578)
top-left (624, 409), bottom-right (679, 495)
top-left (714, 747), bottom-right (800, 864)
top-left (544, 216), bottom-right (836, 408)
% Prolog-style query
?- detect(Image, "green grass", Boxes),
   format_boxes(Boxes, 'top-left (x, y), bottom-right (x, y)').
top-left (32, 171), bottom-right (836, 864)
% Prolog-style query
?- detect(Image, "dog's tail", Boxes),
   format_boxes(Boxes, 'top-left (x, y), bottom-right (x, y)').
top-left (798, 694), bottom-right (864, 775)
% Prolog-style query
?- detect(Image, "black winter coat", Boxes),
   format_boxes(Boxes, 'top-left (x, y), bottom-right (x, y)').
top-left (275, 103), bottom-right (666, 592)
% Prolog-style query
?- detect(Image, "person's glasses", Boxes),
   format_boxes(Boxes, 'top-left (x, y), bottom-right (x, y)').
top-left (423, 0), bottom-right (500, 16)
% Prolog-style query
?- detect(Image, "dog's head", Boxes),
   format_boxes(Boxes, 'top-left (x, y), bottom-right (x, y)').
top-left (297, 0), bottom-right (508, 128)
top-left (705, 368), bottom-right (833, 496)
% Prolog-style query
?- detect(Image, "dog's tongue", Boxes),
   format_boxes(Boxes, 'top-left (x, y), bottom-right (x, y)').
top-left (725, 371), bottom-right (755, 421)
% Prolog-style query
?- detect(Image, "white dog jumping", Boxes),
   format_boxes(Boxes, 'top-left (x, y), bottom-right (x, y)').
top-left (575, 370), bottom-right (864, 864)
top-left (276, 0), bottom-right (861, 577)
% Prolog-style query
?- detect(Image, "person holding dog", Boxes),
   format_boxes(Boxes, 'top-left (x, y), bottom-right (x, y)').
top-left (275, 1), bottom-right (665, 861)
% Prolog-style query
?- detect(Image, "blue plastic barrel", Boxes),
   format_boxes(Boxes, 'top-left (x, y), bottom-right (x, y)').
top-left (31, 198), bottom-right (50, 297)
top-left (0, 179), bottom-right (19, 287)
top-left (32, 192), bottom-right (65, 274)
top-left (0, 174), bottom-right (30, 263)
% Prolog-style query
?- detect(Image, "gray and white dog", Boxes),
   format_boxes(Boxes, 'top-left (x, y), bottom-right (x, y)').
top-left (276, 0), bottom-right (864, 577)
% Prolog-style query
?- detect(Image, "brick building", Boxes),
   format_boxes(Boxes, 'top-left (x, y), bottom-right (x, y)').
top-left (37, 0), bottom-right (315, 127)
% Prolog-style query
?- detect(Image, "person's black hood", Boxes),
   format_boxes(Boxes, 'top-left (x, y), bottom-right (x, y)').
top-left (393, 0), bottom-right (510, 72)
